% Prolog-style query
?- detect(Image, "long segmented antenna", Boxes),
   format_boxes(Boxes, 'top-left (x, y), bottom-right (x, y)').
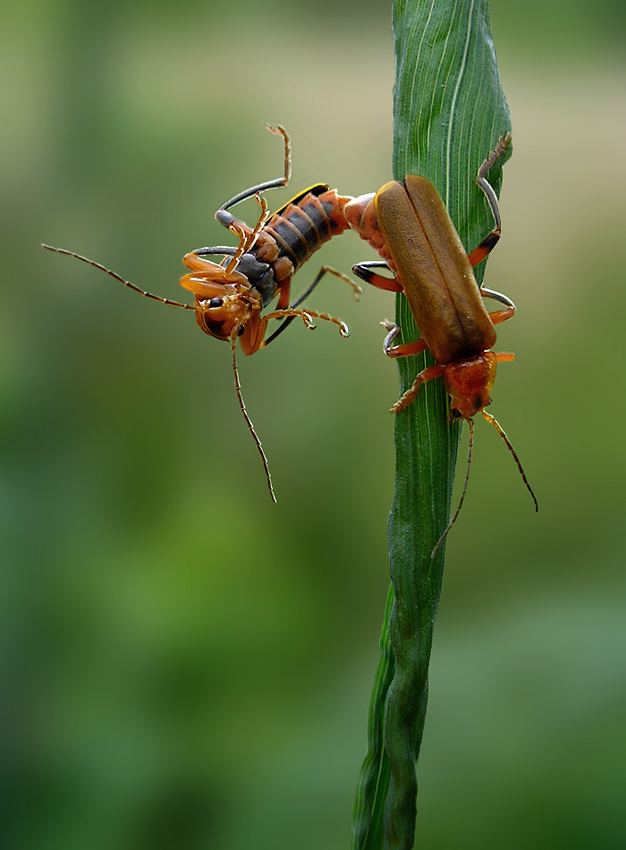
top-left (482, 410), bottom-right (538, 511)
top-left (431, 418), bottom-right (475, 559)
top-left (431, 408), bottom-right (538, 559)
top-left (230, 333), bottom-right (277, 503)
top-left (41, 244), bottom-right (196, 310)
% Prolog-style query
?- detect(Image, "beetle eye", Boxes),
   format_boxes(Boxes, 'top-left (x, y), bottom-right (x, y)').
top-left (209, 297), bottom-right (223, 309)
top-left (451, 408), bottom-right (462, 419)
top-left (238, 325), bottom-right (245, 336)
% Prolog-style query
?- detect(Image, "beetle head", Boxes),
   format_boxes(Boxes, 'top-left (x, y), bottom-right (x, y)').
top-left (434, 351), bottom-right (538, 557)
top-left (180, 271), bottom-right (259, 341)
top-left (443, 352), bottom-right (497, 420)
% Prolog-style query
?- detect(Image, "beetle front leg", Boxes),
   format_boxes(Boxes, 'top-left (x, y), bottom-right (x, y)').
top-left (242, 304), bottom-right (351, 356)
top-left (391, 363), bottom-right (447, 413)
top-left (380, 322), bottom-right (443, 413)
top-left (239, 313), bottom-right (270, 355)
top-left (182, 251), bottom-right (233, 273)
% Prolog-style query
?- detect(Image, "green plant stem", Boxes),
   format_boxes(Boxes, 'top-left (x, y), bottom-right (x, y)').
top-left (351, 2), bottom-right (511, 849)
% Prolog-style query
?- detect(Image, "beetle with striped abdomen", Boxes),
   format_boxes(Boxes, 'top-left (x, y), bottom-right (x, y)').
top-left (43, 125), bottom-right (360, 501)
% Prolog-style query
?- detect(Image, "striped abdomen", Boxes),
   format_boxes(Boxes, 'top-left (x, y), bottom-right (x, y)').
top-left (250, 184), bottom-right (352, 299)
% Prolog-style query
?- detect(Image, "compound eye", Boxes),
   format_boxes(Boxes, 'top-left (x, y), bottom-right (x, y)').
top-left (209, 297), bottom-right (224, 309)
top-left (451, 408), bottom-right (462, 419)
top-left (238, 325), bottom-right (245, 336)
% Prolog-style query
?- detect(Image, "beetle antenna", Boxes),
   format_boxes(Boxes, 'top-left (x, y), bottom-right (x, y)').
top-left (230, 334), bottom-right (277, 503)
top-left (431, 418), bottom-right (474, 559)
top-left (482, 410), bottom-right (538, 511)
top-left (41, 244), bottom-right (196, 310)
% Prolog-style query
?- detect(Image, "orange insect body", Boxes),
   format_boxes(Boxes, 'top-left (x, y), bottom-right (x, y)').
top-left (345, 134), bottom-right (536, 548)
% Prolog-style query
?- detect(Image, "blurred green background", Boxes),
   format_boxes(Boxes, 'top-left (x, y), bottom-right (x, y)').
top-left (2, 1), bottom-right (625, 848)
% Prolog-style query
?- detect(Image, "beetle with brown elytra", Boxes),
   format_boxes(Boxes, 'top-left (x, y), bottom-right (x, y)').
top-left (344, 133), bottom-right (537, 553)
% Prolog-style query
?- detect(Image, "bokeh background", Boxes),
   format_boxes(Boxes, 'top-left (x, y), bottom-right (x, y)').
top-left (2, 1), bottom-right (625, 848)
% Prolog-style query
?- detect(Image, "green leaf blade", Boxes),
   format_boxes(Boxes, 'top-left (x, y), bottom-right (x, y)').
top-left (352, 2), bottom-right (512, 849)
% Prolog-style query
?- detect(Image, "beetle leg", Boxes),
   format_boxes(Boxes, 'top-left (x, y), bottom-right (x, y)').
top-left (290, 266), bottom-right (361, 307)
top-left (469, 132), bottom-right (511, 267)
top-left (215, 125), bottom-right (291, 230)
top-left (263, 266), bottom-right (361, 348)
top-left (352, 261), bottom-right (403, 293)
top-left (467, 236), bottom-right (499, 268)
top-left (245, 193), bottom-right (271, 248)
top-left (260, 307), bottom-right (349, 343)
top-left (478, 133), bottom-right (511, 180)
top-left (275, 279), bottom-right (294, 311)
top-left (240, 313), bottom-right (270, 355)
top-left (182, 251), bottom-right (232, 273)
top-left (190, 246), bottom-right (238, 261)
top-left (480, 286), bottom-right (516, 310)
top-left (391, 363), bottom-right (446, 413)
top-left (488, 306), bottom-right (516, 326)
top-left (380, 320), bottom-right (429, 358)
top-left (222, 195), bottom-right (270, 276)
